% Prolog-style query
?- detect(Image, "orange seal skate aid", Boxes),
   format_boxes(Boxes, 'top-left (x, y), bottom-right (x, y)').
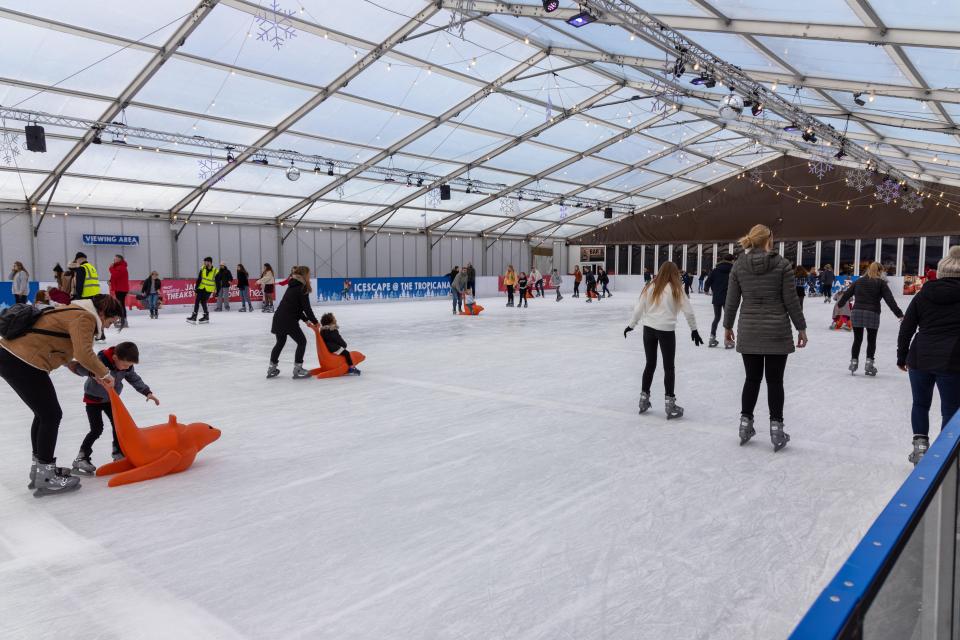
top-left (459, 304), bottom-right (484, 316)
top-left (96, 387), bottom-right (221, 487)
top-left (309, 325), bottom-right (366, 379)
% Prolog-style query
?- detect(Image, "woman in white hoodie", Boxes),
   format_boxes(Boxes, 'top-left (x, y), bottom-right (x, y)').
top-left (624, 261), bottom-right (703, 419)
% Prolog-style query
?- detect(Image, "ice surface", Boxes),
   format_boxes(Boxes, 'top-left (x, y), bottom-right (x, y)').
top-left (0, 290), bottom-right (928, 639)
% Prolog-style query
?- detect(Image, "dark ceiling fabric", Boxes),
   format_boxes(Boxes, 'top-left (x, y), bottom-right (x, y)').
top-left (571, 155), bottom-right (960, 245)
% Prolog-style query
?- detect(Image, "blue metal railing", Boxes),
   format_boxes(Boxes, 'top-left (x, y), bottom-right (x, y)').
top-left (791, 411), bottom-right (960, 639)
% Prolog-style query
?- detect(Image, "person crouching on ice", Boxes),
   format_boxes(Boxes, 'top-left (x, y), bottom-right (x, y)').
top-left (464, 289), bottom-right (476, 315)
top-left (267, 266), bottom-right (318, 380)
top-left (320, 312), bottom-right (361, 375)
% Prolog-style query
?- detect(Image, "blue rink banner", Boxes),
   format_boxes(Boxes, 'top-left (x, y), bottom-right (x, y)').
top-left (0, 281), bottom-right (40, 310)
top-left (316, 277), bottom-right (451, 302)
top-left (83, 234), bottom-right (140, 246)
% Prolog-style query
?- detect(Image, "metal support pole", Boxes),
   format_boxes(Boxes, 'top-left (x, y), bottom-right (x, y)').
top-left (359, 226), bottom-right (367, 278)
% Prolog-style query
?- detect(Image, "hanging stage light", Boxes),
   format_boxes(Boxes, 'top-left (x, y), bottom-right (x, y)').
top-left (225, 146), bottom-right (236, 163)
top-left (326, 161), bottom-right (335, 176)
top-left (541, 0), bottom-right (559, 11)
top-left (853, 92), bottom-right (866, 107)
top-left (691, 73), bottom-right (716, 88)
top-left (566, 10), bottom-right (596, 27)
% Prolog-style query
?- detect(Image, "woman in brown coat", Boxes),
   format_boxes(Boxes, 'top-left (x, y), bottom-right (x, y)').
top-left (0, 294), bottom-right (123, 496)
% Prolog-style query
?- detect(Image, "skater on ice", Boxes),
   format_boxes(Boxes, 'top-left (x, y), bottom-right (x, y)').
top-left (503, 265), bottom-right (517, 307)
top-left (320, 312), bottom-right (361, 376)
top-left (267, 266), bottom-right (319, 380)
top-left (515, 272), bottom-right (529, 309)
top-left (703, 253), bottom-right (734, 348)
top-left (257, 263), bottom-right (276, 313)
top-left (187, 257), bottom-right (217, 324)
top-left (550, 268), bottom-right (563, 301)
top-left (141, 270), bottom-right (162, 319)
top-left (836, 262), bottom-right (903, 377)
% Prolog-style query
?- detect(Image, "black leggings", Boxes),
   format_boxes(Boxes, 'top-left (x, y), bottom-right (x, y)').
top-left (741, 354), bottom-right (788, 421)
top-left (602, 283), bottom-right (611, 296)
top-left (0, 349), bottom-right (63, 463)
top-left (642, 326), bottom-right (676, 396)
top-left (506, 284), bottom-right (514, 304)
top-left (711, 303), bottom-right (723, 337)
top-left (270, 326), bottom-right (307, 364)
top-left (852, 327), bottom-right (879, 359)
top-left (115, 291), bottom-right (127, 318)
top-left (573, 281), bottom-right (580, 296)
top-left (80, 403), bottom-right (119, 457)
top-left (193, 290), bottom-right (211, 315)
top-left (14, 294), bottom-right (27, 304)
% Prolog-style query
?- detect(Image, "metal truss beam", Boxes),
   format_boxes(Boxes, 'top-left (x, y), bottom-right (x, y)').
top-left (26, 0), bottom-right (219, 205)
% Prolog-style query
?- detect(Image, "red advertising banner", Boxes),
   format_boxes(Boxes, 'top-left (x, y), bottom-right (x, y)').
top-left (124, 280), bottom-right (265, 309)
top-left (496, 274), bottom-right (555, 292)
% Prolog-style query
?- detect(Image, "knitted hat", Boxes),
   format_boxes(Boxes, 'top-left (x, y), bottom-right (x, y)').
top-left (938, 245), bottom-right (960, 279)
top-left (74, 251), bottom-right (87, 260)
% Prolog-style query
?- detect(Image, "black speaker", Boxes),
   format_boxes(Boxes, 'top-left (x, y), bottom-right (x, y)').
top-left (25, 125), bottom-right (46, 152)
top-left (440, 185), bottom-right (451, 200)
top-left (603, 207), bottom-right (613, 219)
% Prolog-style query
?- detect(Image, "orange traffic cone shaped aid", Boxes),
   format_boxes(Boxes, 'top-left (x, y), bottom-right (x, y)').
top-left (309, 325), bottom-right (366, 379)
top-left (95, 387), bottom-right (220, 487)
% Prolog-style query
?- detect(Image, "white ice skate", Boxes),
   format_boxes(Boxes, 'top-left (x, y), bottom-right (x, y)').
top-left (708, 337), bottom-right (719, 348)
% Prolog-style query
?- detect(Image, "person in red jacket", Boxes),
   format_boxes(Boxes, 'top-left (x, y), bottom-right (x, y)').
top-left (926, 266), bottom-right (938, 283)
top-left (109, 255), bottom-right (130, 329)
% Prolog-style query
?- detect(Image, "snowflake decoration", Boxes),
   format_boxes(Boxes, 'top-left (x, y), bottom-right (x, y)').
top-left (808, 155), bottom-right (834, 180)
top-left (197, 158), bottom-right (225, 183)
top-left (256, 1), bottom-right (297, 50)
top-left (427, 188), bottom-right (441, 208)
top-left (0, 130), bottom-right (22, 165)
top-left (335, 182), bottom-right (345, 200)
top-left (900, 190), bottom-right (924, 213)
top-left (446, 0), bottom-right (475, 39)
top-left (845, 167), bottom-right (873, 193)
top-left (499, 196), bottom-right (518, 215)
top-left (748, 166), bottom-right (764, 184)
top-left (874, 179), bottom-right (900, 204)
top-left (559, 203), bottom-right (568, 220)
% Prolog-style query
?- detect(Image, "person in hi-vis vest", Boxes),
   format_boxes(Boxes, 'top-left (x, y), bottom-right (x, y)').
top-left (69, 252), bottom-right (100, 300)
top-left (187, 257), bottom-right (217, 324)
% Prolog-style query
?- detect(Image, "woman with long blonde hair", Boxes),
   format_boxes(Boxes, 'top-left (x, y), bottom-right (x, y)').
top-left (624, 261), bottom-right (702, 419)
top-left (836, 261), bottom-right (903, 376)
top-left (724, 224), bottom-right (807, 451)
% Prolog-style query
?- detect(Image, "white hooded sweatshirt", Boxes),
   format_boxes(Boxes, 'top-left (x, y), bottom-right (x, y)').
top-left (627, 282), bottom-right (698, 332)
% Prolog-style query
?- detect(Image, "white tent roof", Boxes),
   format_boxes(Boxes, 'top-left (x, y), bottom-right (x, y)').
top-left (0, 0), bottom-right (957, 237)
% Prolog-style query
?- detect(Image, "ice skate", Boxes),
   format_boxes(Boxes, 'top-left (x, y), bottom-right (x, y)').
top-left (848, 358), bottom-right (859, 375)
top-left (186, 313), bottom-right (197, 323)
top-left (112, 448), bottom-right (124, 462)
top-left (864, 358), bottom-right (878, 377)
top-left (29, 455), bottom-right (72, 490)
top-left (267, 363), bottom-right (280, 379)
top-left (770, 420), bottom-right (790, 452)
top-left (708, 337), bottom-right (719, 348)
top-left (347, 366), bottom-right (361, 376)
top-left (638, 391), bottom-right (651, 414)
top-left (199, 314), bottom-right (210, 324)
top-left (71, 454), bottom-right (96, 476)
top-left (724, 337), bottom-right (735, 349)
top-left (32, 461), bottom-right (81, 497)
top-left (292, 364), bottom-right (311, 379)
top-left (739, 415), bottom-right (756, 445)
top-left (239, 307), bottom-right (247, 313)
top-left (909, 435), bottom-right (929, 466)
top-left (665, 395), bottom-right (684, 420)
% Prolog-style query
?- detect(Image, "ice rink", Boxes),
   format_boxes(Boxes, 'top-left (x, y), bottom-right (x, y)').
top-left (0, 289), bottom-right (926, 639)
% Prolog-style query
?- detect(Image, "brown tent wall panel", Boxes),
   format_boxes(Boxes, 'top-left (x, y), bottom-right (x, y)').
top-left (570, 156), bottom-right (960, 245)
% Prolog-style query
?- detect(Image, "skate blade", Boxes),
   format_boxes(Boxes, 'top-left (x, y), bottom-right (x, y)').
top-left (33, 483), bottom-right (81, 498)
top-left (739, 429), bottom-right (756, 445)
top-left (666, 411), bottom-right (683, 420)
top-left (71, 468), bottom-right (96, 477)
top-left (773, 436), bottom-right (790, 452)
top-left (266, 372), bottom-right (279, 379)
top-left (638, 406), bottom-right (650, 414)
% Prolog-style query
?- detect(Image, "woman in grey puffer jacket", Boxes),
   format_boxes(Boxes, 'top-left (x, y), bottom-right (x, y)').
top-left (723, 224), bottom-right (808, 451)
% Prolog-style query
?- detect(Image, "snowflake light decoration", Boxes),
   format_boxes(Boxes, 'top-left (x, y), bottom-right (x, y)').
top-left (197, 158), bottom-right (224, 183)
top-left (427, 188), bottom-right (441, 208)
top-left (256, 1), bottom-right (297, 50)
top-left (748, 166), bottom-right (763, 184)
top-left (335, 182), bottom-right (345, 200)
top-left (845, 167), bottom-right (873, 193)
top-left (446, 0), bottom-right (475, 39)
top-left (0, 130), bottom-right (22, 165)
top-left (900, 190), bottom-right (924, 213)
top-left (808, 155), bottom-right (834, 180)
top-left (874, 178), bottom-right (900, 204)
top-left (498, 196), bottom-right (518, 215)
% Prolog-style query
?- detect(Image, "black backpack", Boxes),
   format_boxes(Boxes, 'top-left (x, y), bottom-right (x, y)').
top-left (0, 304), bottom-right (72, 340)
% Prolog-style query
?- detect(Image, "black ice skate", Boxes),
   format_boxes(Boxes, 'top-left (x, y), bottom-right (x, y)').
top-left (186, 313), bottom-right (197, 323)
top-left (71, 454), bottom-right (96, 476)
top-left (32, 460), bottom-right (81, 497)
top-left (638, 391), bottom-right (651, 414)
top-left (708, 336), bottom-right (719, 348)
top-left (267, 363), bottom-right (280, 379)
top-left (292, 364), bottom-right (311, 379)
top-left (909, 435), bottom-right (929, 466)
top-left (665, 395), bottom-right (684, 420)
top-left (198, 314), bottom-right (210, 324)
top-left (865, 358), bottom-right (878, 377)
top-left (770, 420), bottom-right (790, 452)
top-left (739, 415), bottom-right (755, 445)
top-left (848, 358), bottom-right (859, 375)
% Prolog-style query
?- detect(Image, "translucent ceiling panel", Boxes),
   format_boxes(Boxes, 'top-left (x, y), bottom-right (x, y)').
top-left (551, 223), bottom-right (592, 238)
top-left (54, 176), bottom-right (191, 210)
top-left (680, 31), bottom-right (787, 73)
top-left (299, 0), bottom-right (431, 42)
top-left (503, 219), bottom-right (561, 236)
top-left (645, 153), bottom-right (700, 174)
top-left (398, 18), bottom-right (541, 82)
top-left (136, 58), bottom-right (315, 125)
top-left (597, 169), bottom-right (660, 192)
top-left (437, 213), bottom-right (510, 232)
top-left (295, 96), bottom-right (425, 147)
top-left (532, 116), bottom-right (622, 152)
top-left (755, 37), bottom-right (910, 86)
top-left (225, 164), bottom-right (332, 198)
top-left (8, 138), bottom-right (74, 172)
top-left (266, 133), bottom-right (379, 165)
top-left (683, 163), bottom-right (736, 183)
top-left (506, 64), bottom-right (613, 108)
top-left (644, 120), bottom-right (716, 144)
top-left (465, 167), bottom-right (527, 189)
top-left (0, 18), bottom-right (153, 98)
top-left (0, 82), bottom-right (109, 120)
top-left (868, 124), bottom-right (959, 147)
top-left (181, 5), bottom-right (359, 88)
top-left (902, 47), bottom-right (960, 90)
top-left (483, 143), bottom-right (573, 174)
top-left (379, 207), bottom-right (448, 229)
top-left (551, 156), bottom-right (621, 183)
top-left (347, 60), bottom-right (480, 117)
top-left (576, 187), bottom-right (624, 201)
top-left (451, 92), bottom-right (534, 136)
top-left (825, 92), bottom-right (932, 119)
top-left (597, 135), bottom-right (666, 164)
top-left (536, 179), bottom-right (583, 194)
top-left (703, 0), bottom-right (863, 24)
top-left (299, 201), bottom-right (386, 224)
top-left (640, 178), bottom-right (698, 199)
top-left (0, 169), bottom-right (43, 200)
top-left (868, 0), bottom-right (960, 30)
top-left (552, 24), bottom-right (663, 59)
top-left (397, 125), bottom-right (503, 164)
top-left (584, 91), bottom-right (658, 126)
top-left (199, 190), bottom-right (302, 217)
top-left (70, 144), bottom-right (204, 187)
top-left (121, 106), bottom-right (269, 147)
top-left (568, 210), bottom-right (621, 227)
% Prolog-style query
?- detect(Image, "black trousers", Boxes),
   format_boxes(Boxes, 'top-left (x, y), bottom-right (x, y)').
top-left (852, 327), bottom-right (879, 359)
top-left (0, 349), bottom-right (63, 463)
top-left (14, 294), bottom-right (27, 304)
top-left (710, 303), bottom-right (723, 337)
top-left (642, 326), bottom-right (676, 396)
top-left (337, 349), bottom-right (354, 367)
top-left (741, 354), bottom-right (788, 422)
top-left (271, 326), bottom-right (307, 364)
top-left (192, 290), bottom-right (211, 315)
top-left (602, 283), bottom-right (611, 296)
top-left (506, 284), bottom-right (514, 304)
top-left (573, 281), bottom-right (580, 296)
top-left (80, 403), bottom-right (119, 457)
top-left (115, 291), bottom-right (128, 318)
top-left (535, 280), bottom-right (545, 297)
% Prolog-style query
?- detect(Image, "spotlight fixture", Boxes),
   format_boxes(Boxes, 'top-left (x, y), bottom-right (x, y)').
top-left (541, 0), bottom-right (559, 11)
top-left (782, 124), bottom-right (800, 133)
top-left (801, 128), bottom-right (818, 143)
top-left (416, 176), bottom-right (424, 187)
top-left (465, 181), bottom-right (473, 194)
top-left (690, 73), bottom-right (716, 88)
top-left (749, 100), bottom-right (764, 116)
top-left (384, 175), bottom-right (396, 183)
top-left (853, 92), bottom-right (866, 107)
top-left (326, 161), bottom-right (335, 176)
top-left (91, 127), bottom-right (103, 145)
top-left (834, 148), bottom-right (847, 160)
top-left (672, 58), bottom-right (686, 78)
top-left (566, 10), bottom-right (596, 27)
top-left (225, 146), bottom-right (236, 163)
top-left (251, 154), bottom-right (268, 166)
top-left (313, 164), bottom-right (321, 175)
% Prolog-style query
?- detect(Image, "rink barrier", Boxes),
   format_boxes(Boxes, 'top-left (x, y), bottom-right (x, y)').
top-left (791, 410), bottom-right (960, 639)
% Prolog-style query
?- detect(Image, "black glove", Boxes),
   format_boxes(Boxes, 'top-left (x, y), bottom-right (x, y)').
top-left (691, 330), bottom-right (703, 346)
top-left (623, 326), bottom-right (634, 339)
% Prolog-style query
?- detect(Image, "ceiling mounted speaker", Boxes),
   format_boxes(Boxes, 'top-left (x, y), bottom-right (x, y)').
top-left (603, 207), bottom-right (613, 219)
top-left (440, 185), bottom-right (451, 200)
top-left (25, 124), bottom-right (46, 152)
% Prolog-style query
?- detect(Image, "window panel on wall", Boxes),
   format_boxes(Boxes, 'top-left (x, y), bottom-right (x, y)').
top-left (631, 245), bottom-right (643, 275)
top-left (686, 244), bottom-right (698, 274)
top-left (924, 236), bottom-right (945, 269)
top-left (606, 245), bottom-right (616, 272)
top-left (618, 245), bottom-right (628, 275)
top-left (672, 244), bottom-right (683, 268)
top-left (880, 238), bottom-right (897, 274)
top-left (700, 243), bottom-right (713, 274)
top-left (820, 240), bottom-right (836, 270)
top-left (784, 241), bottom-right (797, 267)
top-left (644, 245), bottom-right (656, 273)
top-left (859, 239), bottom-right (876, 272)
top-left (801, 242), bottom-right (816, 268)
top-left (839, 240), bottom-right (855, 275)
top-left (902, 238), bottom-right (920, 276)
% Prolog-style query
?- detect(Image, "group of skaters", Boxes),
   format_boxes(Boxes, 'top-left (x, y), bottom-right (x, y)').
top-left (624, 224), bottom-right (960, 465)
top-left (184, 258), bottom-right (279, 323)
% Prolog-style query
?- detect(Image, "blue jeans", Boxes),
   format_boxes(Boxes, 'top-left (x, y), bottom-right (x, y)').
top-left (451, 291), bottom-right (462, 313)
top-left (147, 293), bottom-right (159, 315)
top-left (909, 369), bottom-right (960, 437)
top-left (239, 286), bottom-right (251, 309)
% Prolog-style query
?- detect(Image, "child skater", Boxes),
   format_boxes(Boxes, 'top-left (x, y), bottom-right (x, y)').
top-left (464, 288), bottom-right (477, 315)
top-left (585, 267), bottom-right (599, 302)
top-left (320, 312), bottom-right (361, 375)
top-left (551, 268), bottom-right (563, 301)
top-left (832, 283), bottom-right (854, 331)
top-left (69, 341), bottom-right (159, 474)
top-left (623, 261), bottom-right (702, 420)
top-left (267, 266), bottom-right (318, 379)
top-left (516, 272), bottom-right (529, 309)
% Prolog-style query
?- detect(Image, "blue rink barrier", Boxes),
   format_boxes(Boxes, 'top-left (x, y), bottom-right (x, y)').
top-left (791, 410), bottom-right (960, 639)
top-left (0, 281), bottom-right (41, 309)
top-left (315, 277), bottom-right (451, 302)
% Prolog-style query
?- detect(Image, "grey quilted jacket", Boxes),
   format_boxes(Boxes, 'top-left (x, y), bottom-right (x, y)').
top-left (723, 250), bottom-right (807, 354)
